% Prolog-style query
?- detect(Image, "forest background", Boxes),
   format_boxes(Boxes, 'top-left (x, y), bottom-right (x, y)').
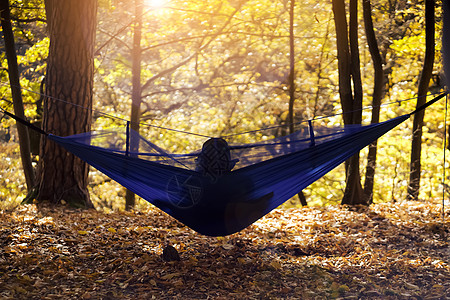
top-left (0, 0), bottom-right (448, 212)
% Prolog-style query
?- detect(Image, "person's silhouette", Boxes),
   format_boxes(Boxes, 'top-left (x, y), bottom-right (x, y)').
top-left (194, 138), bottom-right (273, 234)
top-left (155, 137), bottom-right (274, 235)
top-left (195, 138), bottom-right (237, 182)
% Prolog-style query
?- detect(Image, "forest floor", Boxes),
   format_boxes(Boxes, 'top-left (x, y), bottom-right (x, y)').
top-left (0, 201), bottom-right (449, 299)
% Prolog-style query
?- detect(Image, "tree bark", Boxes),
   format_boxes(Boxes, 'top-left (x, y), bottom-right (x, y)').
top-left (332, 0), bottom-right (367, 205)
top-left (362, 0), bottom-right (385, 203)
top-left (348, 0), bottom-right (363, 124)
top-left (288, 0), bottom-right (296, 136)
top-left (332, 0), bottom-right (353, 125)
top-left (407, 0), bottom-right (435, 200)
top-left (125, 0), bottom-right (143, 211)
top-left (0, 0), bottom-right (35, 191)
top-left (287, 0), bottom-right (307, 206)
top-left (35, 0), bottom-right (97, 208)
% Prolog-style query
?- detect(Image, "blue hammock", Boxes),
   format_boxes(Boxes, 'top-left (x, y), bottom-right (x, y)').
top-left (47, 112), bottom-right (412, 236)
top-left (0, 90), bottom-right (446, 236)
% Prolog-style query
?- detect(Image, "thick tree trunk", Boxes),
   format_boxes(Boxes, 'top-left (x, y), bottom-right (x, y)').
top-left (362, 0), bottom-right (385, 203)
top-left (408, 0), bottom-right (435, 200)
top-left (0, 0), bottom-right (35, 191)
top-left (125, 0), bottom-right (143, 211)
top-left (36, 0), bottom-right (97, 207)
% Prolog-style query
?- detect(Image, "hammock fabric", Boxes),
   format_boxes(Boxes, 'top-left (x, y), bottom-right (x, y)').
top-left (43, 93), bottom-right (445, 236)
top-left (0, 92), bottom-right (444, 235)
top-left (0, 89), bottom-right (446, 236)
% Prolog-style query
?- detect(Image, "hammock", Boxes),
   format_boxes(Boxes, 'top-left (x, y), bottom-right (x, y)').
top-left (39, 93), bottom-right (443, 236)
top-left (0, 90), bottom-right (446, 236)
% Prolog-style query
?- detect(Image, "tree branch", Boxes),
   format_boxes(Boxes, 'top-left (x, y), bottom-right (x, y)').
top-left (141, 4), bottom-right (244, 92)
top-left (11, 16), bottom-right (46, 23)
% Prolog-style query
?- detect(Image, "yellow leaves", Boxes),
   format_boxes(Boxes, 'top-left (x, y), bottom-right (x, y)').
top-left (391, 34), bottom-right (424, 55)
top-left (432, 284), bottom-right (444, 290)
top-left (12, 285), bottom-right (27, 294)
top-left (237, 257), bottom-right (247, 265)
top-left (338, 284), bottom-right (350, 292)
top-left (36, 216), bottom-right (55, 226)
top-left (329, 281), bottom-right (350, 298)
top-left (269, 260), bottom-right (282, 270)
top-left (79, 226), bottom-right (123, 236)
top-left (1, 202), bottom-right (449, 299)
top-left (107, 227), bottom-right (117, 233)
top-left (207, 108), bottom-right (217, 115)
top-left (188, 256), bottom-right (198, 265)
top-left (19, 274), bottom-right (32, 282)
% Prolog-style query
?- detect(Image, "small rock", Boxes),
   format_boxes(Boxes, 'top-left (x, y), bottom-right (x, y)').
top-left (162, 245), bottom-right (180, 262)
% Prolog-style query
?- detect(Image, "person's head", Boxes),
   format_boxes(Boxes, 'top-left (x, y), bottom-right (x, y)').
top-left (195, 138), bottom-right (236, 179)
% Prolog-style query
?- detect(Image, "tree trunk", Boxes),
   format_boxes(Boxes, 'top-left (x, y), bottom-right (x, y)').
top-left (444, 0), bottom-right (450, 91)
top-left (0, 0), bottom-right (35, 191)
top-left (348, 0), bottom-right (363, 123)
top-left (125, 0), bottom-right (143, 211)
top-left (408, 0), bottom-right (435, 200)
top-left (332, 0), bottom-right (353, 125)
top-left (362, 0), bottom-right (385, 203)
top-left (35, 0), bottom-right (97, 208)
top-left (332, 0), bottom-right (367, 205)
top-left (288, 0), bottom-right (296, 136)
top-left (287, 0), bottom-right (307, 206)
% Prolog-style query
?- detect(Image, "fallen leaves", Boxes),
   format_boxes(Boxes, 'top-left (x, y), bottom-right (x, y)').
top-left (0, 200), bottom-right (448, 299)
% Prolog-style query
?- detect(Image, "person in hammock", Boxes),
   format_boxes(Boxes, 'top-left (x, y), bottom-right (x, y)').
top-left (192, 137), bottom-right (274, 234)
top-left (194, 137), bottom-right (238, 181)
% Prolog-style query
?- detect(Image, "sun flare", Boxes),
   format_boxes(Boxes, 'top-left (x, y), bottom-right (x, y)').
top-left (144, 0), bottom-right (167, 9)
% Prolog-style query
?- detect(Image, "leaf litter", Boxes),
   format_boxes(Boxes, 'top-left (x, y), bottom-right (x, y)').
top-left (0, 200), bottom-right (448, 299)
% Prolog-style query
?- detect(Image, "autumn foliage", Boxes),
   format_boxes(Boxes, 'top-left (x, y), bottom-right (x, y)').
top-left (0, 201), bottom-right (448, 299)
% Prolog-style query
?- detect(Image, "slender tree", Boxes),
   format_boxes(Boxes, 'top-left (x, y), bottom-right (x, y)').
top-left (362, 0), bottom-right (385, 203)
top-left (287, 0), bottom-right (307, 206)
top-left (288, 0), bottom-right (296, 136)
top-left (125, 0), bottom-right (143, 210)
top-left (332, 0), bottom-right (367, 205)
top-left (35, 0), bottom-right (97, 207)
top-left (0, 0), bottom-right (35, 191)
top-left (408, 0), bottom-right (435, 200)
